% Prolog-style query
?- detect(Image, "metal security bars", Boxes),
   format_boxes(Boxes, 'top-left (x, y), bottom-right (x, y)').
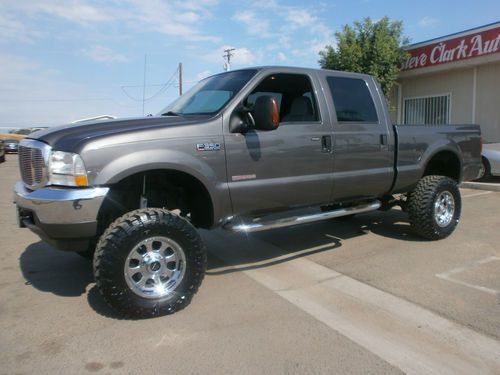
top-left (403, 94), bottom-right (450, 125)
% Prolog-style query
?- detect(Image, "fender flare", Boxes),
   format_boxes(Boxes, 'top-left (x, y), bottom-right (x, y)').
top-left (93, 148), bottom-right (223, 225)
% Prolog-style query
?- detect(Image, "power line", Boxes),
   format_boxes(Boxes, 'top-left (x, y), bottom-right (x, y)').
top-left (119, 83), bottom-right (176, 88)
top-left (120, 66), bottom-right (179, 103)
top-left (1, 98), bottom-right (113, 102)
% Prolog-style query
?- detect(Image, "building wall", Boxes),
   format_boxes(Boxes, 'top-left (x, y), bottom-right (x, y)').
top-left (388, 85), bottom-right (399, 124)
top-left (399, 68), bottom-right (474, 124)
top-left (392, 61), bottom-right (500, 143)
top-left (475, 62), bottom-right (500, 142)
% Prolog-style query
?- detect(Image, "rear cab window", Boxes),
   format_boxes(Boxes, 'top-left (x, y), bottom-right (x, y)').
top-left (326, 76), bottom-right (378, 123)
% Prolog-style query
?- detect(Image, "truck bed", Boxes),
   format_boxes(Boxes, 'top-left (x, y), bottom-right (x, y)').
top-left (392, 124), bottom-right (482, 193)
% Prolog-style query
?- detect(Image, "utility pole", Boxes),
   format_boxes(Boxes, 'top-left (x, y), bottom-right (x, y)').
top-left (178, 62), bottom-right (183, 96)
top-left (223, 48), bottom-right (236, 71)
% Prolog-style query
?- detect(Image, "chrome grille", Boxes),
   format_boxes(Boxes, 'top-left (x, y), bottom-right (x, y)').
top-left (18, 140), bottom-right (50, 189)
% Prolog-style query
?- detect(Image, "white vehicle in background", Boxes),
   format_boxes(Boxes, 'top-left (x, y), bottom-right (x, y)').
top-left (478, 143), bottom-right (500, 180)
top-left (72, 115), bottom-right (116, 124)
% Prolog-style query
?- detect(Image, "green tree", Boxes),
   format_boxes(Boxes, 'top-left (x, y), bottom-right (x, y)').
top-left (319, 17), bottom-right (409, 99)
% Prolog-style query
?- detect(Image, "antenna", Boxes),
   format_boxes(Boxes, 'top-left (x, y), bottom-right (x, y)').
top-left (178, 62), bottom-right (183, 96)
top-left (142, 54), bottom-right (147, 115)
top-left (223, 48), bottom-right (236, 71)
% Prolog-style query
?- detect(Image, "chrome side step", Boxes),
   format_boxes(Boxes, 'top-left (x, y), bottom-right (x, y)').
top-left (224, 200), bottom-right (381, 233)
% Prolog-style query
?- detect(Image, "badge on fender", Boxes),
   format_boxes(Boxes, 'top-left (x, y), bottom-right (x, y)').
top-left (196, 143), bottom-right (221, 151)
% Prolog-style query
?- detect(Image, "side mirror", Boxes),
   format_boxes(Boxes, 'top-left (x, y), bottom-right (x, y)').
top-left (253, 95), bottom-right (280, 131)
top-left (229, 96), bottom-right (280, 134)
top-left (229, 105), bottom-right (250, 133)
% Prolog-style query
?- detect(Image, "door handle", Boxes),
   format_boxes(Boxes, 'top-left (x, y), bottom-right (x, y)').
top-left (380, 134), bottom-right (388, 145)
top-left (322, 135), bottom-right (332, 153)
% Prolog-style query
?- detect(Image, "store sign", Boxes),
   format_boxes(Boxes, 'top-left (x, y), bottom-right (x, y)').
top-left (402, 26), bottom-right (500, 71)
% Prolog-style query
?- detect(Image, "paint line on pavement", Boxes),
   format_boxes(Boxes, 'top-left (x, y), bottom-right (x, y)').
top-left (207, 233), bottom-right (500, 375)
top-left (462, 191), bottom-right (493, 198)
top-left (436, 256), bottom-right (500, 296)
top-left (247, 258), bottom-right (500, 374)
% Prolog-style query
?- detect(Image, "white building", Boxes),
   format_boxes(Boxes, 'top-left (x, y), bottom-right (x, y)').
top-left (391, 22), bottom-right (500, 143)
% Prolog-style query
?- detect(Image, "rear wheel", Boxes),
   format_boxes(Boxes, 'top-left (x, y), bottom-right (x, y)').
top-left (408, 175), bottom-right (461, 240)
top-left (476, 157), bottom-right (491, 181)
top-left (93, 208), bottom-right (206, 318)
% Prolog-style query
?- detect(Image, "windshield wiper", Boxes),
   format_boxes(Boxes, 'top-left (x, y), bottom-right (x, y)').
top-left (162, 111), bottom-right (182, 116)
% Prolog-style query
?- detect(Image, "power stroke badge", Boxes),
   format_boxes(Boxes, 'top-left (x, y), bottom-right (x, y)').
top-left (196, 143), bottom-right (221, 151)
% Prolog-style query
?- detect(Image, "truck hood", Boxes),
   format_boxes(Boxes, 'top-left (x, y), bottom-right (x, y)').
top-left (30, 115), bottom-right (209, 152)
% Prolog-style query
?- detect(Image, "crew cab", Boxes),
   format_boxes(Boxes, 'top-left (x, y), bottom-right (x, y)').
top-left (14, 67), bottom-right (482, 318)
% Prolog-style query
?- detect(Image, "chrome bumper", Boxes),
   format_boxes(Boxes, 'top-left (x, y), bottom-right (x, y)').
top-left (14, 181), bottom-right (109, 251)
top-left (14, 181), bottom-right (109, 225)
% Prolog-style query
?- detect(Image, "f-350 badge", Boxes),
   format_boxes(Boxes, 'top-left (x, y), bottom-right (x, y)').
top-left (196, 143), bottom-right (221, 151)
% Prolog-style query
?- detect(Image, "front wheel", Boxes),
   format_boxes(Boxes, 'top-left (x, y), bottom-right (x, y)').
top-left (408, 175), bottom-right (461, 240)
top-left (93, 208), bottom-right (206, 318)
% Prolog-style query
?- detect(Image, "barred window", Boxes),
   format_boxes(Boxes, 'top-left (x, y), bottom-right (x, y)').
top-left (403, 94), bottom-right (450, 125)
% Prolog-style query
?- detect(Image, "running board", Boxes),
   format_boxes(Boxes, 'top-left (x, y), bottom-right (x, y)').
top-left (224, 200), bottom-right (381, 233)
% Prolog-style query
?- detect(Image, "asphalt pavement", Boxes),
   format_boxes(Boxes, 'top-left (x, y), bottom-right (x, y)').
top-left (1, 155), bottom-right (499, 374)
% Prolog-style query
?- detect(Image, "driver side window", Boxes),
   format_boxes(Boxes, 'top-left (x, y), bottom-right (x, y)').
top-left (245, 74), bottom-right (320, 124)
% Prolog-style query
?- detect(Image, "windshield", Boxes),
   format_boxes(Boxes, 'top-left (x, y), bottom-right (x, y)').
top-left (158, 69), bottom-right (257, 116)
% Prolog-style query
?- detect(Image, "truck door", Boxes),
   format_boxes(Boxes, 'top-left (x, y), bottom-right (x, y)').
top-left (323, 75), bottom-right (393, 200)
top-left (224, 72), bottom-right (334, 216)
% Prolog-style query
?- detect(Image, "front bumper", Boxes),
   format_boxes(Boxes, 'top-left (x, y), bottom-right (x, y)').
top-left (14, 181), bottom-right (109, 251)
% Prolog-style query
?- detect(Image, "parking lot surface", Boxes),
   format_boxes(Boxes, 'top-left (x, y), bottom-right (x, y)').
top-left (1, 155), bottom-right (499, 374)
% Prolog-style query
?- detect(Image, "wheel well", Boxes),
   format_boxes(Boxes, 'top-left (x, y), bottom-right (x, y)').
top-left (97, 169), bottom-right (214, 235)
top-left (423, 151), bottom-right (461, 182)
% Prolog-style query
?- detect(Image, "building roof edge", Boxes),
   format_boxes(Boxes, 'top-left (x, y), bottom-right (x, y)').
top-left (406, 21), bottom-right (500, 50)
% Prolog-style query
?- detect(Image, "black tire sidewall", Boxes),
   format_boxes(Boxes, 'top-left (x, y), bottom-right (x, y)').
top-left (409, 176), bottom-right (462, 240)
top-left (478, 157), bottom-right (491, 181)
top-left (94, 209), bottom-right (206, 317)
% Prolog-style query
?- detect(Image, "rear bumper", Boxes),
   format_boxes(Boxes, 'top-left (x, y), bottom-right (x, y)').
top-left (14, 181), bottom-right (109, 251)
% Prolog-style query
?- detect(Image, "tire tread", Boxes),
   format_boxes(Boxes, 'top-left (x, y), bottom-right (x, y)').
top-left (408, 175), bottom-right (461, 240)
top-left (93, 208), bottom-right (206, 318)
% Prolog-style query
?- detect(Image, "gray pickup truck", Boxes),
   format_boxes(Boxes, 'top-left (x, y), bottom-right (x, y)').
top-left (14, 66), bottom-right (482, 318)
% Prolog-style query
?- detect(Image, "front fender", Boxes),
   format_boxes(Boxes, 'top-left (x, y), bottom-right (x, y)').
top-left (95, 149), bottom-right (218, 186)
top-left (86, 146), bottom-right (229, 227)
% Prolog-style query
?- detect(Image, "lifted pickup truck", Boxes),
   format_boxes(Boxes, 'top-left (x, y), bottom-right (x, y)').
top-left (14, 67), bottom-right (482, 318)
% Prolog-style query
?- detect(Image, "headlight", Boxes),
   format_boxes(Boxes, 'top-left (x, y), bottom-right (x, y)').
top-left (49, 151), bottom-right (89, 187)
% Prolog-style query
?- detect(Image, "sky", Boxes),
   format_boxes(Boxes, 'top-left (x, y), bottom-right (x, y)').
top-left (0, 0), bottom-right (499, 129)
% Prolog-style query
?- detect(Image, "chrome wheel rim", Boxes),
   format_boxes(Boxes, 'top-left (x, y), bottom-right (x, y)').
top-left (434, 191), bottom-right (455, 228)
top-left (124, 236), bottom-right (186, 299)
top-left (478, 162), bottom-right (486, 179)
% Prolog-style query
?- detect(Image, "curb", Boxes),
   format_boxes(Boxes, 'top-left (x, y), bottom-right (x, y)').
top-left (460, 181), bottom-right (500, 192)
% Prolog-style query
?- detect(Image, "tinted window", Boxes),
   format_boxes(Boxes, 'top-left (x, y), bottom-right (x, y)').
top-left (159, 69), bottom-right (257, 115)
top-left (245, 74), bottom-right (320, 124)
top-left (327, 77), bottom-right (378, 123)
top-left (181, 90), bottom-right (231, 114)
top-left (247, 91), bottom-right (283, 109)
